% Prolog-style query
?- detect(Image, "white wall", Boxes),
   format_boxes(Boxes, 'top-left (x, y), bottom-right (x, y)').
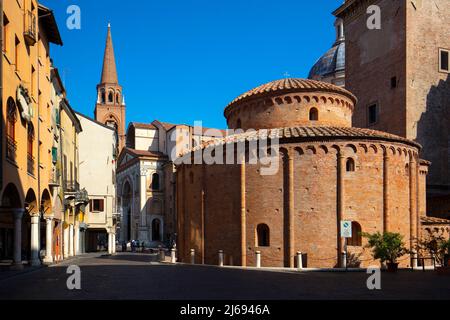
top-left (77, 114), bottom-right (117, 229)
top-left (135, 128), bottom-right (159, 152)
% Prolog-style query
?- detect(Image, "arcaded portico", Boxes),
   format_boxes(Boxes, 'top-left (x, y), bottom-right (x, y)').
top-left (176, 78), bottom-right (430, 269)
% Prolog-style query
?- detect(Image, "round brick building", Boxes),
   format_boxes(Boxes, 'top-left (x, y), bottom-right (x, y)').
top-left (176, 78), bottom-right (430, 269)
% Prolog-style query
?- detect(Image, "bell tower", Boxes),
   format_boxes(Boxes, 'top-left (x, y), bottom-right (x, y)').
top-left (95, 23), bottom-right (126, 151)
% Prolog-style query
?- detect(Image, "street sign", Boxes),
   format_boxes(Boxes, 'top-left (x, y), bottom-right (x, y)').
top-left (341, 221), bottom-right (352, 238)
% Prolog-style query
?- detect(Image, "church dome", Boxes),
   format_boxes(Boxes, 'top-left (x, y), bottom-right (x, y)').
top-left (308, 41), bottom-right (345, 80)
top-left (224, 78), bottom-right (356, 130)
top-left (308, 18), bottom-right (346, 87)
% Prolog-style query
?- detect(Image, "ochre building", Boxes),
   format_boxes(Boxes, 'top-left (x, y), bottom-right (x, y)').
top-left (176, 78), bottom-right (430, 269)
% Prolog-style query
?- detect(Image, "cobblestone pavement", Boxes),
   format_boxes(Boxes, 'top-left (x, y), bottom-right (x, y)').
top-left (0, 253), bottom-right (449, 300)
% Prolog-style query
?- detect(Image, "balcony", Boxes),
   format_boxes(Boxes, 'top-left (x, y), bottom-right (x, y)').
top-left (64, 180), bottom-right (80, 193)
top-left (49, 168), bottom-right (61, 187)
top-left (6, 136), bottom-right (17, 164)
top-left (23, 11), bottom-right (37, 46)
top-left (27, 153), bottom-right (35, 176)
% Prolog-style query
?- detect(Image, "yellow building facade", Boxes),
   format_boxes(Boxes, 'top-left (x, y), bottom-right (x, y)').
top-left (0, 0), bottom-right (62, 267)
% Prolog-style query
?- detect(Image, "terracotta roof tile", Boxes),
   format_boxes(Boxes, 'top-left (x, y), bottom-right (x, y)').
top-left (181, 126), bottom-right (422, 157)
top-left (225, 78), bottom-right (357, 114)
top-left (421, 217), bottom-right (450, 225)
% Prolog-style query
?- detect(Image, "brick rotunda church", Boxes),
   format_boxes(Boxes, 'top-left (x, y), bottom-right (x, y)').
top-left (176, 78), bottom-right (431, 269)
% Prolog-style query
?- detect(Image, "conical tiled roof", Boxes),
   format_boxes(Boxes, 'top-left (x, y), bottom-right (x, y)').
top-left (100, 24), bottom-right (118, 84)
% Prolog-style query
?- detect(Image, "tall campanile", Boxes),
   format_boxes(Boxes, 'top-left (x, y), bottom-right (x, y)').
top-left (95, 24), bottom-right (126, 151)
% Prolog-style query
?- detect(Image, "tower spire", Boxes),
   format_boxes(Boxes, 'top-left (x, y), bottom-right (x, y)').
top-left (100, 23), bottom-right (118, 84)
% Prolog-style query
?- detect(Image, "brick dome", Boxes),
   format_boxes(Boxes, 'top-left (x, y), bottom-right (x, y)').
top-left (224, 78), bottom-right (357, 130)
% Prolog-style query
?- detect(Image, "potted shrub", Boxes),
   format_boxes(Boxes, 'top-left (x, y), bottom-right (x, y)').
top-left (362, 232), bottom-right (408, 272)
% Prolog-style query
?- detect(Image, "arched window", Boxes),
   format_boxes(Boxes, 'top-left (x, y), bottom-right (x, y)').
top-left (108, 91), bottom-right (114, 103)
top-left (309, 108), bottom-right (319, 121)
top-left (236, 118), bottom-right (242, 128)
top-left (151, 173), bottom-right (160, 190)
top-left (116, 93), bottom-right (121, 104)
top-left (347, 222), bottom-right (362, 246)
top-left (346, 158), bottom-right (355, 172)
top-left (100, 89), bottom-right (106, 104)
top-left (6, 98), bottom-right (17, 140)
top-left (405, 163), bottom-right (410, 176)
top-left (256, 224), bottom-right (270, 247)
top-left (152, 219), bottom-right (161, 241)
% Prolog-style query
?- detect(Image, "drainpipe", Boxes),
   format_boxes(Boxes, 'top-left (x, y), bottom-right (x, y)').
top-left (0, 0), bottom-right (4, 192)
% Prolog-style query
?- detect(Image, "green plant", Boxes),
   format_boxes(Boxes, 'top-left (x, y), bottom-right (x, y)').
top-left (362, 232), bottom-right (408, 264)
top-left (416, 235), bottom-right (450, 266)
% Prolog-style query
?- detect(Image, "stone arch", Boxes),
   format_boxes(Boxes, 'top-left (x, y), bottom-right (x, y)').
top-left (1, 183), bottom-right (23, 208)
top-left (275, 97), bottom-right (283, 105)
top-left (328, 97), bottom-right (335, 104)
top-left (25, 189), bottom-right (38, 215)
top-left (330, 145), bottom-right (341, 154)
top-left (293, 96), bottom-right (301, 103)
top-left (359, 144), bottom-right (368, 153)
top-left (99, 88), bottom-right (106, 103)
top-left (108, 89), bottom-right (114, 103)
top-left (284, 96), bottom-right (292, 104)
top-left (41, 189), bottom-right (52, 216)
top-left (312, 96), bottom-right (319, 103)
top-left (294, 146), bottom-right (304, 156)
top-left (303, 96), bottom-right (311, 103)
top-left (102, 113), bottom-right (120, 127)
top-left (320, 96), bottom-right (327, 104)
top-left (345, 144), bottom-right (357, 154)
top-left (318, 145), bottom-right (328, 154)
top-left (369, 144), bottom-right (378, 154)
top-left (306, 146), bottom-right (317, 155)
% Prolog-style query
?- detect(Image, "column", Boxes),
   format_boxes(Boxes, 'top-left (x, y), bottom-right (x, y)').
top-left (410, 156), bottom-right (418, 250)
top-left (63, 225), bottom-right (69, 259)
top-left (337, 151), bottom-right (345, 268)
top-left (112, 232), bottom-right (116, 254)
top-left (74, 221), bottom-right (80, 256)
top-left (240, 158), bottom-right (247, 267)
top-left (140, 169), bottom-right (147, 228)
top-left (108, 232), bottom-right (113, 254)
top-left (30, 214), bottom-right (41, 266)
top-left (12, 209), bottom-right (25, 269)
top-left (43, 216), bottom-right (54, 264)
top-left (69, 224), bottom-right (74, 257)
top-left (383, 151), bottom-right (390, 232)
top-left (287, 152), bottom-right (295, 268)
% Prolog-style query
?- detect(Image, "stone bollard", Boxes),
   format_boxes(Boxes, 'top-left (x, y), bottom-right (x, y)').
top-left (218, 250), bottom-right (224, 267)
top-left (256, 251), bottom-right (261, 268)
top-left (342, 251), bottom-right (347, 269)
top-left (190, 249), bottom-right (195, 264)
top-left (171, 248), bottom-right (177, 264)
top-left (159, 248), bottom-right (166, 262)
top-left (296, 252), bottom-right (303, 270)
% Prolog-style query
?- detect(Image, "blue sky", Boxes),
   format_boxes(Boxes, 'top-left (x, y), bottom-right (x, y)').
top-left (41, 0), bottom-right (341, 129)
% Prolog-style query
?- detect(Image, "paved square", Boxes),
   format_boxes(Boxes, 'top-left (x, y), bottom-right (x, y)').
top-left (0, 253), bottom-right (449, 300)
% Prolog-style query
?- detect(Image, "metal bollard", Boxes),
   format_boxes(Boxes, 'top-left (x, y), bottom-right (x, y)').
top-left (256, 251), bottom-right (261, 268)
top-left (159, 248), bottom-right (166, 262)
top-left (171, 248), bottom-right (177, 264)
top-left (190, 249), bottom-right (195, 264)
top-left (342, 251), bottom-right (347, 269)
top-left (296, 252), bottom-right (303, 270)
top-left (218, 250), bottom-right (224, 267)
